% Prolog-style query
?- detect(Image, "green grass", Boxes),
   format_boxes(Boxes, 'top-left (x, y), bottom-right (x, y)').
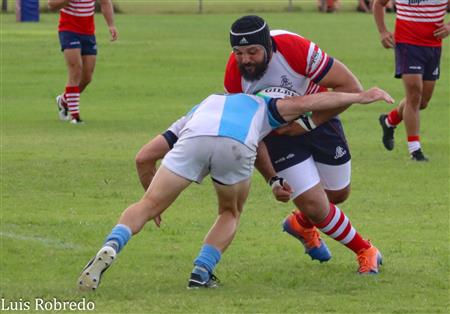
top-left (1, 12), bottom-right (449, 313)
top-left (4, 0), bottom-right (382, 14)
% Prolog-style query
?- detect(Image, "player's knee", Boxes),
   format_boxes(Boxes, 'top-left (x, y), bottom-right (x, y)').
top-left (326, 186), bottom-right (350, 204)
top-left (220, 205), bottom-right (241, 219)
top-left (420, 100), bottom-right (429, 110)
top-left (294, 198), bottom-right (326, 222)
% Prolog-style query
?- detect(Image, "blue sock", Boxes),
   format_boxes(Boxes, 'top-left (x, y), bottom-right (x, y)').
top-left (104, 224), bottom-right (132, 253)
top-left (193, 244), bottom-right (221, 278)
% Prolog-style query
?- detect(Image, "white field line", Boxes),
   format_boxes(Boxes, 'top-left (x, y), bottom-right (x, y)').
top-left (0, 231), bottom-right (83, 250)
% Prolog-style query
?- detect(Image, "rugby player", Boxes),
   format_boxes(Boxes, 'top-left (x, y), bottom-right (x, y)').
top-left (78, 87), bottom-right (392, 291)
top-left (48, 0), bottom-right (118, 124)
top-left (373, 0), bottom-right (449, 160)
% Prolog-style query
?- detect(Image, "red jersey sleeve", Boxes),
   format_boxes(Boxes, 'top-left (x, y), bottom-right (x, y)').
top-left (273, 32), bottom-right (334, 84)
top-left (224, 53), bottom-right (243, 93)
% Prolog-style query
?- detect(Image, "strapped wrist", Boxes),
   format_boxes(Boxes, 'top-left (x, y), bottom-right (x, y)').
top-left (294, 113), bottom-right (316, 132)
top-left (268, 176), bottom-right (284, 189)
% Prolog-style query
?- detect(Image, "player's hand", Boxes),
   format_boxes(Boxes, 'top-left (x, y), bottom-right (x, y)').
top-left (380, 31), bottom-right (395, 49)
top-left (153, 215), bottom-right (162, 228)
top-left (275, 122), bottom-right (307, 136)
top-left (359, 87), bottom-right (395, 105)
top-left (433, 22), bottom-right (450, 39)
top-left (109, 26), bottom-right (118, 41)
top-left (270, 176), bottom-right (292, 203)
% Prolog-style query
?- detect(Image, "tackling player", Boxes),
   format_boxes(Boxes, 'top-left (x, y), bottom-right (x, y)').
top-left (78, 88), bottom-right (393, 291)
top-left (48, 0), bottom-right (118, 124)
top-left (373, 0), bottom-right (449, 160)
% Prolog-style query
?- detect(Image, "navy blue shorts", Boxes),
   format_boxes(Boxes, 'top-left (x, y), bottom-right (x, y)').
top-left (395, 43), bottom-right (441, 80)
top-left (59, 31), bottom-right (97, 55)
top-left (264, 118), bottom-right (351, 172)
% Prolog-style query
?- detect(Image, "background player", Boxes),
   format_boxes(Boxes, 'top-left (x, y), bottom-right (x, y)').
top-left (373, 0), bottom-right (449, 160)
top-left (48, 0), bottom-right (118, 124)
top-left (78, 88), bottom-right (392, 291)
top-left (225, 15), bottom-right (382, 274)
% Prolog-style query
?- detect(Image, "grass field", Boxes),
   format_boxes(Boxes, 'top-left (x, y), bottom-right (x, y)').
top-left (4, 1), bottom-right (372, 14)
top-left (1, 11), bottom-right (449, 314)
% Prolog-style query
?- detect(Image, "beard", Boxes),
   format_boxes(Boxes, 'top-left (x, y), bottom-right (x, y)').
top-left (238, 61), bottom-right (268, 81)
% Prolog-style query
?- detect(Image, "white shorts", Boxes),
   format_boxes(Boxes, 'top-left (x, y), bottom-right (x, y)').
top-left (161, 136), bottom-right (256, 185)
top-left (277, 156), bottom-right (351, 199)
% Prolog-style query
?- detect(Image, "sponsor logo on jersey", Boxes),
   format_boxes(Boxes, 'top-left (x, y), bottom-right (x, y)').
top-left (334, 146), bottom-right (347, 159)
top-left (310, 51), bottom-right (320, 66)
top-left (408, 0), bottom-right (429, 5)
top-left (280, 75), bottom-right (294, 90)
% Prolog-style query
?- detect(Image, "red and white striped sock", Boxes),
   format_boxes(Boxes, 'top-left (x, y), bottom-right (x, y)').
top-left (315, 203), bottom-right (371, 253)
top-left (64, 86), bottom-right (80, 120)
top-left (407, 135), bottom-right (421, 154)
top-left (294, 210), bottom-right (315, 229)
top-left (386, 108), bottom-right (402, 127)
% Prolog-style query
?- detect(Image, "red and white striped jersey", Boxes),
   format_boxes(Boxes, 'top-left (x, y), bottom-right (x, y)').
top-left (224, 30), bottom-right (333, 96)
top-left (395, 0), bottom-right (448, 47)
top-left (58, 0), bottom-right (96, 35)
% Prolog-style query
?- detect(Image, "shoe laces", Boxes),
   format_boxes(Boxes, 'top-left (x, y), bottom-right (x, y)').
top-left (357, 247), bottom-right (375, 273)
top-left (301, 227), bottom-right (321, 249)
top-left (210, 274), bottom-right (220, 284)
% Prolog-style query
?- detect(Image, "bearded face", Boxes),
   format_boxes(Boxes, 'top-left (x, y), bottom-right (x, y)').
top-left (233, 45), bottom-right (269, 81)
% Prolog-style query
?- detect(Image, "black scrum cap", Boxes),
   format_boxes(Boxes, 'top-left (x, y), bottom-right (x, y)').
top-left (230, 15), bottom-right (272, 58)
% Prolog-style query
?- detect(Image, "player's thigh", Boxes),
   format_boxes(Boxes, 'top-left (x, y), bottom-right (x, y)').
top-left (63, 48), bottom-right (83, 74)
top-left (402, 74), bottom-right (423, 98)
top-left (309, 119), bottom-right (351, 186)
top-left (277, 156), bottom-right (321, 199)
top-left (141, 165), bottom-right (191, 214)
top-left (213, 179), bottom-right (251, 217)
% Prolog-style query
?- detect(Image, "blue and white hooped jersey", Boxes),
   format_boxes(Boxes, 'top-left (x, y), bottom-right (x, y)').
top-left (167, 93), bottom-right (285, 152)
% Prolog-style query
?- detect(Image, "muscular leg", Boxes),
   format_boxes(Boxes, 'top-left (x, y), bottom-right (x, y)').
top-left (79, 55), bottom-right (96, 93)
top-left (420, 80), bottom-right (436, 110)
top-left (402, 74), bottom-right (423, 139)
top-left (78, 165), bottom-right (191, 291)
top-left (189, 179), bottom-right (251, 287)
top-left (64, 48), bottom-right (83, 87)
top-left (62, 49), bottom-right (83, 120)
top-left (118, 165), bottom-right (191, 234)
top-left (325, 184), bottom-right (350, 205)
top-left (203, 179), bottom-right (251, 252)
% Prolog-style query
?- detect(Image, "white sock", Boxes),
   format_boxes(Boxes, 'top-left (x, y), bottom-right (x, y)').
top-left (408, 141), bottom-right (421, 154)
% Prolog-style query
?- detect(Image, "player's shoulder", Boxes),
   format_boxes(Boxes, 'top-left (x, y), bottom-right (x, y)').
top-left (271, 30), bottom-right (311, 48)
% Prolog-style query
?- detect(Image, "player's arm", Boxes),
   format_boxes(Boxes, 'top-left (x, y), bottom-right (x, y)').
top-left (276, 60), bottom-right (363, 136)
top-left (48, 0), bottom-right (70, 10)
top-left (99, 0), bottom-right (118, 41)
top-left (373, 0), bottom-right (395, 48)
top-left (310, 59), bottom-right (364, 120)
top-left (275, 87), bottom-right (394, 122)
top-left (433, 21), bottom-right (450, 39)
top-left (255, 142), bottom-right (292, 203)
